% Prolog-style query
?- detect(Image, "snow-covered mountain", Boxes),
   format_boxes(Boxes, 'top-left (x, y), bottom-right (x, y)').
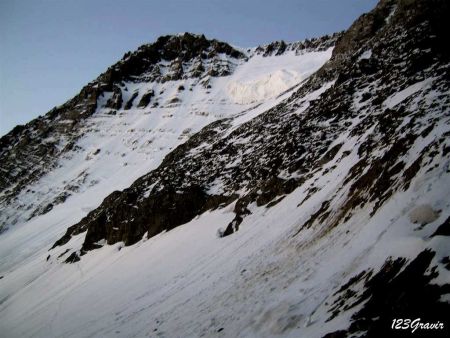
top-left (1, 0), bottom-right (449, 337)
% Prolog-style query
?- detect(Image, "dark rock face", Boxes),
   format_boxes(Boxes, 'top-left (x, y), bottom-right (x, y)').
top-left (331, 0), bottom-right (396, 58)
top-left (331, 0), bottom-right (450, 64)
top-left (97, 32), bottom-right (246, 84)
top-left (53, 182), bottom-right (237, 252)
top-left (105, 86), bottom-right (123, 109)
top-left (137, 90), bottom-right (154, 108)
top-left (86, 185), bottom-right (211, 249)
top-left (255, 33), bottom-right (342, 57)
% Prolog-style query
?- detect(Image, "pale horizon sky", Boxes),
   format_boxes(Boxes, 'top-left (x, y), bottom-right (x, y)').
top-left (0, 0), bottom-right (378, 136)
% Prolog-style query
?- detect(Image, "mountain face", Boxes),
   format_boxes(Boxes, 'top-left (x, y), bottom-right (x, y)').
top-left (1, 0), bottom-right (450, 337)
top-left (0, 32), bottom-right (338, 233)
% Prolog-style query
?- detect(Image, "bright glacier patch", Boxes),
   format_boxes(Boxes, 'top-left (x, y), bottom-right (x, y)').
top-left (227, 69), bottom-right (301, 104)
top-left (226, 49), bottom-right (333, 104)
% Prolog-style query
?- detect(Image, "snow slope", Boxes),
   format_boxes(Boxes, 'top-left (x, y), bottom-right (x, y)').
top-left (0, 40), bottom-right (335, 333)
top-left (1, 0), bottom-right (450, 336)
top-left (1, 93), bottom-right (449, 337)
top-left (226, 50), bottom-right (331, 104)
top-left (0, 45), bottom-right (331, 265)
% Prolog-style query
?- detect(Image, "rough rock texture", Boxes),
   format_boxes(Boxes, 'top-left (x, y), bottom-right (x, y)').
top-left (136, 89), bottom-right (154, 108)
top-left (255, 32), bottom-right (342, 57)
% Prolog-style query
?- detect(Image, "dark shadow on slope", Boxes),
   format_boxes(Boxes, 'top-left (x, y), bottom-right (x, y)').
top-left (324, 249), bottom-right (450, 338)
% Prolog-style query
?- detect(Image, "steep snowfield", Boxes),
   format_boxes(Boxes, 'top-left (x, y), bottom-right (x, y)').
top-left (1, 89), bottom-right (448, 337)
top-left (226, 49), bottom-right (331, 104)
top-left (0, 46), bottom-right (331, 264)
top-left (0, 46), bottom-right (334, 336)
top-left (227, 69), bottom-right (301, 104)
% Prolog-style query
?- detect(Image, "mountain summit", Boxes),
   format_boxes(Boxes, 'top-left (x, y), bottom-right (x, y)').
top-left (1, 0), bottom-right (450, 337)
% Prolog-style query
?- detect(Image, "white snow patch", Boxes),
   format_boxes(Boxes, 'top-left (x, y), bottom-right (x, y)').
top-left (358, 49), bottom-right (372, 60)
top-left (383, 78), bottom-right (434, 109)
top-left (227, 69), bottom-right (301, 104)
top-left (226, 48), bottom-right (333, 104)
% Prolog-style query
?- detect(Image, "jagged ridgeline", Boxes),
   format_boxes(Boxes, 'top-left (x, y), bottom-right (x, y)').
top-left (1, 0), bottom-right (450, 337)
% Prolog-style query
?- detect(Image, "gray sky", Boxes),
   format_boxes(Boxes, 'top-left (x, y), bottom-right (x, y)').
top-left (0, 0), bottom-right (378, 136)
